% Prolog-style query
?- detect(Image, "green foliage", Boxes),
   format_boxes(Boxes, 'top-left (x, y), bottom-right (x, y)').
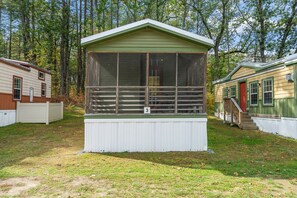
top-left (0, 0), bottom-right (296, 96)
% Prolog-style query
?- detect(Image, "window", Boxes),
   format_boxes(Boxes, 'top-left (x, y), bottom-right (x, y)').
top-left (41, 83), bottom-right (46, 97)
top-left (223, 87), bottom-right (228, 98)
top-left (262, 78), bottom-right (273, 105)
top-left (249, 81), bottom-right (258, 106)
top-left (38, 71), bottom-right (45, 80)
top-left (13, 76), bottom-right (22, 100)
top-left (230, 86), bottom-right (236, 98)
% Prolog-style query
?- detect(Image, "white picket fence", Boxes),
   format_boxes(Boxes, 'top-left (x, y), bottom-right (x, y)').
top-left (16, 101), bottom-right (63, 125)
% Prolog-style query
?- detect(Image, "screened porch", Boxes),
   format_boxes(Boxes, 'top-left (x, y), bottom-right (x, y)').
top-left (86, 53), bottom-right (206, 115)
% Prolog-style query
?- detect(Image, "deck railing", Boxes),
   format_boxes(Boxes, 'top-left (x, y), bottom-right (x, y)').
top-left (86, 86), bottom-right (205, 114)
top-left (223, 98), bottom-right (243, 126)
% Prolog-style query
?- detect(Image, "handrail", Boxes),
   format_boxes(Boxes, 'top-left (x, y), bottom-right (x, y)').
top-left (230, 98), bottom-right (243, 113)
top-left (223, 98), bottom-right (243, 126)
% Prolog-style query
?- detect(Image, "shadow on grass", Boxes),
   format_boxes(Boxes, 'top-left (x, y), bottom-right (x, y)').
top-left (0, 109), bottom-right (84, 178)
top-left (104, 117), bottom-right (297, 179)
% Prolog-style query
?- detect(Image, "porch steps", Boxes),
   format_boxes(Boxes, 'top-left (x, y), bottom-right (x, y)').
top-left (239, 113), bottom-right (258, 130)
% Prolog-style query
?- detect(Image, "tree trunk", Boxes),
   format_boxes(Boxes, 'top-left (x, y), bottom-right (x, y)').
top-left (20, 0), bottom-right (31, 61)
top-left (90, 0), bottom-right (94, 34)
top-left (77, 0), bottom-right (83, 94)
top-left (8, 12), bottom-right (12, 59)
top-left (60, 0), bottom-right (70, 97)
top-left (277, 0), bottom-right (297, 58)
top-left (31, 0), bottom-right (37, 63)
top-left (116, 0), bottom-right (119, 27)
top-left (256, 0), bottom-right (266, 62)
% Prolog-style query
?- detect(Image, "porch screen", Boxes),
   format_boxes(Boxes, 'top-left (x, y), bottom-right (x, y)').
top-left (88, 53), bottom-right (117, 86)
top-left (149, 53), bottom-right (176, 86)
top-left (119, 53), bottom-right (146, 86)
top-left (178, 54), bottom-right (206, 86)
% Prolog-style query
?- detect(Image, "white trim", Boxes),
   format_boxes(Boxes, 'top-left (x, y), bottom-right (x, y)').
top-left (81, 19), bottom-right (214, 47)
top-left (249, 81), bottom-right (258, 106)
top-left (85, 118), bottom-right (208, 123)
top-left (262, 78), bottom-right (273, 106)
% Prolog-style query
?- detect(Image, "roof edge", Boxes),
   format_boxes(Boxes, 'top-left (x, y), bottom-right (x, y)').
top-left (0, 58), bottom-right (51, 75)
top-left (213, 53), bottom-right (297, 85)
top-left (81, 19), bottom-right (214, 48)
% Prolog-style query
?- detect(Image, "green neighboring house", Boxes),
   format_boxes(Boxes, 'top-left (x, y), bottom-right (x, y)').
top-left (213, 54), bottom-right (297, 139)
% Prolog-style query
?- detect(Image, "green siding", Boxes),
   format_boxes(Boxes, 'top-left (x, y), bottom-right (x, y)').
top-left (249, 98), bottom-right (297, 117)
top-left (216, 98), bottom-right (297, 118)
top-left (87, 28), bottom-right (208, 53)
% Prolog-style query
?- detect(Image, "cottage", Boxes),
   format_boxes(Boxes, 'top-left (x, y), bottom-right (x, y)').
top-left (81, 19), bottom-right (214, 152)
top-left (213, 54), bottom-right (297, 139)
top-left (0, 58), bottom-right (51, 127)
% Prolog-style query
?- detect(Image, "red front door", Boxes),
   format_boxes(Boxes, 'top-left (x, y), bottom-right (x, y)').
top-left (240, 82), bottom-right (247, 112)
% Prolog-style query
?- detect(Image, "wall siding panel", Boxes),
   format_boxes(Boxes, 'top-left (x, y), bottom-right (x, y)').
top-left (87, 28), bottom-right (208, 53)
top-left (84, 118), bottom-right (208, 152)
top-left (231, 67), bottom-right (255, 80)
top-left (0, 93), bottom-right (50, 110)
top-left (0, 62), bottom-right (51, 98)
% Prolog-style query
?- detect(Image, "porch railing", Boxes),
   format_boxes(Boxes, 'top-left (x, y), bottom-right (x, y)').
top-left (223, 98), bottom-right (243, 126)
top-left (86, 86), bottom-right (205, 114)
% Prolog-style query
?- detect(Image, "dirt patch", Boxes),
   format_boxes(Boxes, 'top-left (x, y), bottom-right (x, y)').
top-left (68, 176), bottom-right (113, 197)
top-left (273, 179), bottom-right (297, 194)
top-left (0, 177), bottom-right (40, 196)
top-left (262, 178), bottom-right (297, 196)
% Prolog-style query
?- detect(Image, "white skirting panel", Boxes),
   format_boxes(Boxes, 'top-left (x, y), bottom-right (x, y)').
top-left (215, 112), bottom-right (231, 122)
top-left (84, 118), bottom-right (208, 152)
top-left (252, 117), bottom-right (297, 139)
top-left (0, 110), bottom-right (16, 127)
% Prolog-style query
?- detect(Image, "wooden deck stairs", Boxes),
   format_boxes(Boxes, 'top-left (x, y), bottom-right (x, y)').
top-left (223, 98), bottom-right (258, 130)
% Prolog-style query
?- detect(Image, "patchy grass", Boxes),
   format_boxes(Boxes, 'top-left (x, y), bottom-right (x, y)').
top-left (0, 109), bottom-right (296, 197)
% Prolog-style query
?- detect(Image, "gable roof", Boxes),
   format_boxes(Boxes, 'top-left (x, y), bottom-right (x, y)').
top-left (81, 19), bottom-right (214, 48)
top-left (0, 58), bottom-right (51, 74)
top-left (213, 53), bottom-right (297, 85)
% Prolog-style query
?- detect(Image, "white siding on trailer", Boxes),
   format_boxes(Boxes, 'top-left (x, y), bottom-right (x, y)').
top-left (84, 118), bottom-right (208, 152)
top-left (251, 117), bottom-right (297, 139)
top-left (279, 118), bottom-right (297, 139)
top-left (0, 62), bottom-right (51, 97)
top-left (0, 110), bottom-right (16, 127)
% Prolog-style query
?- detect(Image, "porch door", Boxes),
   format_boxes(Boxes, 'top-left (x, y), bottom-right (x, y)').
top-left (240, 82), bottom-right (247, 112)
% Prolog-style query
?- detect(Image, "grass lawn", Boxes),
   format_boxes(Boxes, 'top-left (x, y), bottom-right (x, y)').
top-left (0, 107), bottom-right (297, 197)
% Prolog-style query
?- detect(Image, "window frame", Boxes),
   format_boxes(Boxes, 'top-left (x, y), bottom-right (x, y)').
top-left (262, 77), bottom-right (274, 106)
top-left (223, 87), bottom-right (228, 99)
top-left (41, 83), bottom-right (46, 97)
top-left (38, 71), bottom-right (45, 81)
top-left (249, 81), bottom-right (258, 106)
top-left (230, 85), bottom-right (236, 98)
top-left (13, 76), bottom-right (22, 101)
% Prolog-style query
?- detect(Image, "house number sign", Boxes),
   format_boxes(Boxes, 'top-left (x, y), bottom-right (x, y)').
top-left (144, 107), bottom-right (151, 114)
